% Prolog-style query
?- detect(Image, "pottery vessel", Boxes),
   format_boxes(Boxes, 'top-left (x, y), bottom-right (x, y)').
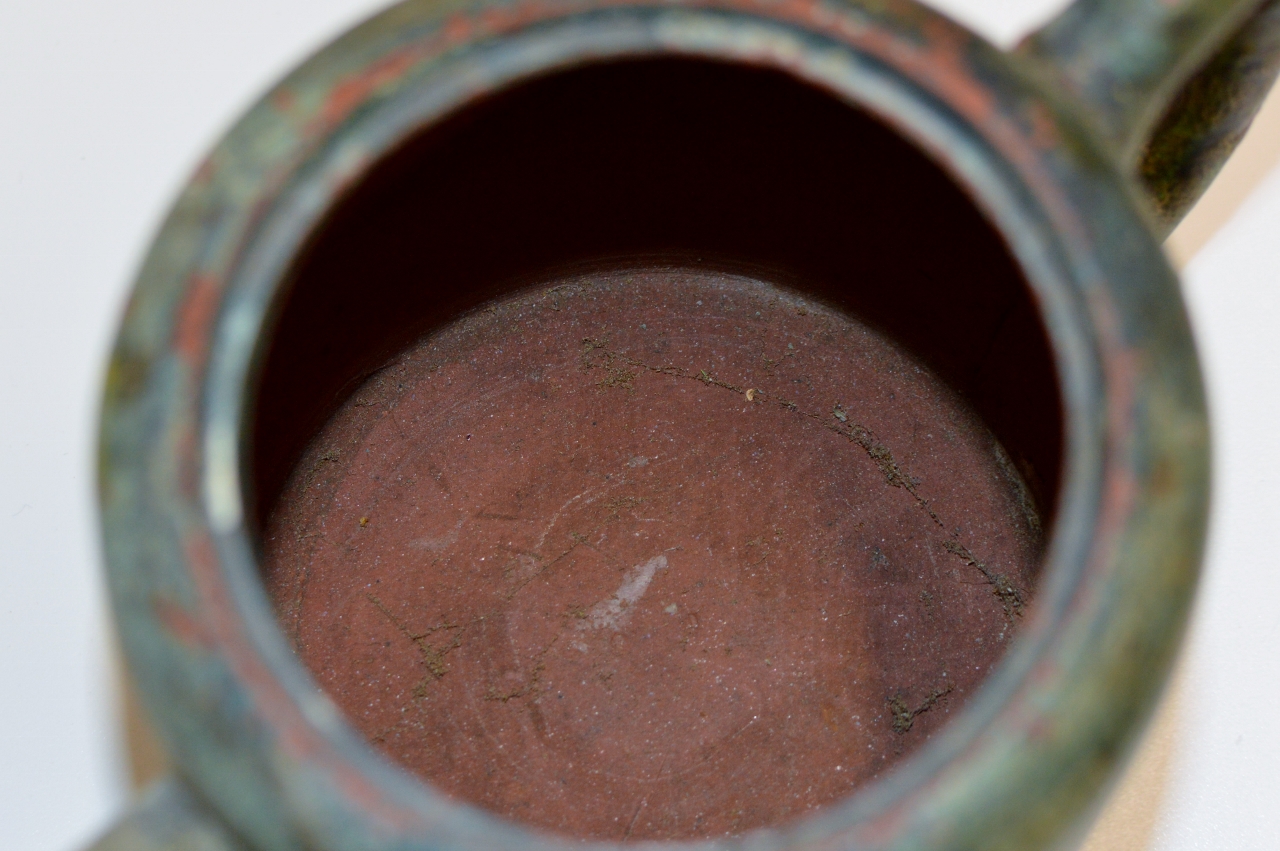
top-left (92, 1), bottom-right (1280, 850)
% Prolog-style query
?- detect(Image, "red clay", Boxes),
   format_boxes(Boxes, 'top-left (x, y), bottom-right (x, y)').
top-left (261, 267), bottom-right (1042, 840)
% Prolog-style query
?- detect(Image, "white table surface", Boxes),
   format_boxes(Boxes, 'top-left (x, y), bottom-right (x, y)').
top-left (2, 2), bottom-right (1276, 849)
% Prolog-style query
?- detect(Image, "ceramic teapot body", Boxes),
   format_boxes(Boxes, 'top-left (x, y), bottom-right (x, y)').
top-left (94, 1), bottom-right (1279, 850)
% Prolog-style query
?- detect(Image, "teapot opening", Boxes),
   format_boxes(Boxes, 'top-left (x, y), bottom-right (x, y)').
top-left (249, 57), bottom-right (1063, 841)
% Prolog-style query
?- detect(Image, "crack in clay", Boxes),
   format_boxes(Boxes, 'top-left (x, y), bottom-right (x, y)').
top-left (503, 531), bottom-right (591, 601)
top-left (485, 632), bottom-right (562, 702)
top-left (336, 328), bottom-right (1030, 752)
top-left (942, 540), bottom-right (1025, 621)
top-left (365, 593), bottom-right (466, 690)
top-left (580, 340), bottom-right (1029, 620)
top-left (265, 278), bottom-right (1051, 839)
top-left (887, 684), bottom-right (954, 734)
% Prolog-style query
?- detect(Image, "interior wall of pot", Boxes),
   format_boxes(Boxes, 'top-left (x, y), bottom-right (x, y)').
top-left (250, 57), bottom-right (1062, 533)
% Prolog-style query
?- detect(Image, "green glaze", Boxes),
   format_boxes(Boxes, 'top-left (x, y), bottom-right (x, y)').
top-left (91, 1), bottom-right (1275, 850)
top-left (1139, 0), bottom-right (1280, 229)
top-left (1021, 0), bottom-right (1280, 229)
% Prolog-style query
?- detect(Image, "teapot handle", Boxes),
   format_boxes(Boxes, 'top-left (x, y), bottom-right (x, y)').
top-left (1020, 0), bottom-right (1280, 234)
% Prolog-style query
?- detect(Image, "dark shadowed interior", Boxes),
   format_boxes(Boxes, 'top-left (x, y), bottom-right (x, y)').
top-left (250, 59), bottom-right (1063, 840)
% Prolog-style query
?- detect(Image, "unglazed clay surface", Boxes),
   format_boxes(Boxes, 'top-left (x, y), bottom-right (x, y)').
top-left (261, 268), bottom-right (1042, 839)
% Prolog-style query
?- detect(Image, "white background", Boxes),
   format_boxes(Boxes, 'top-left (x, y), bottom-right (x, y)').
top-left (0, 1), bottom-right (1275, 850)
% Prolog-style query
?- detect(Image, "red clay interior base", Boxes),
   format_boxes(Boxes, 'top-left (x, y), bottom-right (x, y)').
top-left (261, 267), bottom-right (1043, 840)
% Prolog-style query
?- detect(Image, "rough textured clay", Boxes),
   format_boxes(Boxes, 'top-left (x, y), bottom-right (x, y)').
top-left (262, 267), bottom-right (1043, 840)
